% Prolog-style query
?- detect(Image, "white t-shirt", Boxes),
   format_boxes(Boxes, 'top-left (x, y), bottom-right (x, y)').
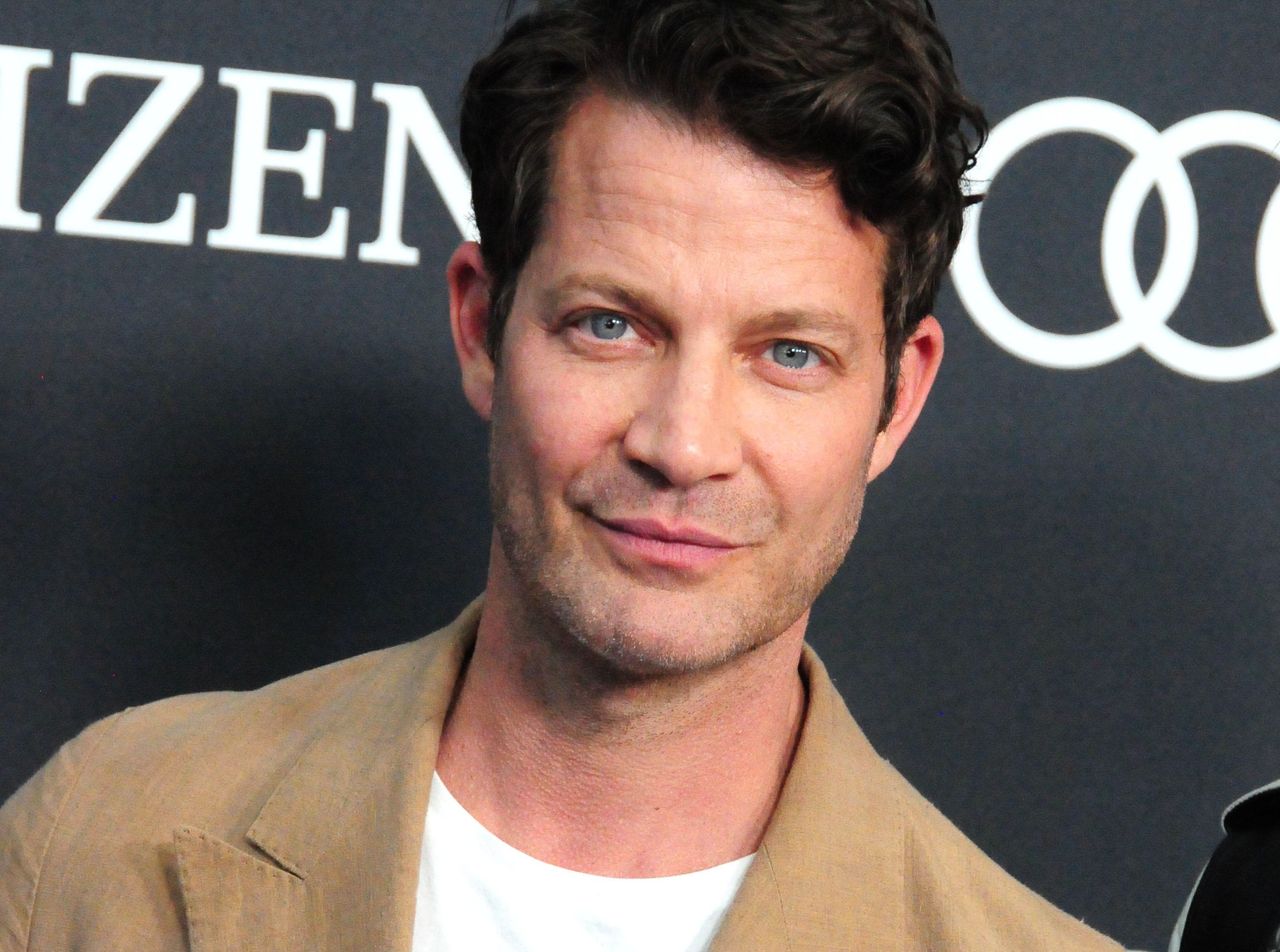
top-left (412, 773), bottom-right (754, 952)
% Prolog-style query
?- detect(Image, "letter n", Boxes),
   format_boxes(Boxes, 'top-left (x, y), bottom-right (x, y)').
top-left (358, 83), bottom-right (475, 267)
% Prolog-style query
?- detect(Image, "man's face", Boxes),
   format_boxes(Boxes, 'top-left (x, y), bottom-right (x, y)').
top-left (451, 94), bottom-right (940, 677)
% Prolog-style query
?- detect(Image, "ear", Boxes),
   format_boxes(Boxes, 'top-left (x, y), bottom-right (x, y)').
top-left (867, 315), bottom-right (944, 482)
top-left (447, 241), bottom-right (496, 421)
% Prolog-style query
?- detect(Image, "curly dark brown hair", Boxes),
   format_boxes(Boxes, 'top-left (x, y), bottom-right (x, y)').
top-left (460, 0), bottom-right (987, 426)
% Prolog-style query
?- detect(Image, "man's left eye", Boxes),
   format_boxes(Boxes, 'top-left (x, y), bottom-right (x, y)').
top-left (767, 341), bottom-right (820, 370)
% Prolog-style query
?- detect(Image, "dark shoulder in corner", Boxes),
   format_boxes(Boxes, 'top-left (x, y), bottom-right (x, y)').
top-left (1223, 779), bottom-right (1280, 832)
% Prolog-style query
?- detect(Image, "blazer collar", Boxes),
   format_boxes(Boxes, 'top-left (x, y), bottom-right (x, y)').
top-left (173, 605), bottom-right (903, 952)
top-left (710, 646), bottom-right (908, 952)
top-left (174, 598), bottom-right (482, 952)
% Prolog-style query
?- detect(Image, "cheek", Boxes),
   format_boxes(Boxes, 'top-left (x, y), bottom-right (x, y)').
top-left (751, 398), bottom-right (879, 526)
top-left (499, 356), bottom-right (633, 488)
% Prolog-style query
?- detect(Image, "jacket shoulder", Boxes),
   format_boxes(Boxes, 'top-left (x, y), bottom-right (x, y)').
top-left (58, 637), bottom-right (428, 822)
top-left (100, 638), bottom-right (418, 757)
top-left (0, 710), bottom-right (125, 949)
top-left (0, 636), bottom-right (429, 938)
top-left (780, 646), bottom-right (1120, 951)
top-left (892, 764), bottom-right (1122, 951)
top-left (0, 635), bottom-right (442, 950)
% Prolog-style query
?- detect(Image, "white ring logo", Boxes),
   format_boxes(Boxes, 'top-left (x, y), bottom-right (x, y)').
top-left (951, 97), bottom-right (1280, 382)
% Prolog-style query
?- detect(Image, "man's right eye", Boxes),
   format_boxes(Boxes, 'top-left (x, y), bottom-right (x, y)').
top-left (579, 312), bottom-right (634, 341)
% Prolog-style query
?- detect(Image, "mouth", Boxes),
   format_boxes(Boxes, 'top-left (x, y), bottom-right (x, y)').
top-left (590, 515), bottom-right (742, 573)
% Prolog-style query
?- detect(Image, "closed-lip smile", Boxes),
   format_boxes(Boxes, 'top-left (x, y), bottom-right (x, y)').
top-left (595, 516), bottom-right (737, 548)
top-left (590, 515), bottom-right (742, 573)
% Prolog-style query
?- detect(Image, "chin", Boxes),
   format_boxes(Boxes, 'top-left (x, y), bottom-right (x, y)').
top-left (530, 577), bottom-right (794, 681)
top-left (577, 619), bottom-right (750, 679)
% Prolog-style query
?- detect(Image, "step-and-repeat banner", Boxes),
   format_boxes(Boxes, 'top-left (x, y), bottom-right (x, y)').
top-left (2, 1), bottom-right (1276, 946)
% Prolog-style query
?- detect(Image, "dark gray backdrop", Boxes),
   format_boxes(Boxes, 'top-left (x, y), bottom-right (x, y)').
top-left (2, 2), bottom-right (1277, 948)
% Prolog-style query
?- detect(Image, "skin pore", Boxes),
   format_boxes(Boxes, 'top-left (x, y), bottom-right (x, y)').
top-left (436, 94), bottom-right (942, 877)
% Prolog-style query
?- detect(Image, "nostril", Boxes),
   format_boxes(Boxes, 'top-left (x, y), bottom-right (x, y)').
top-left (627, 457), bottom-right (675, 490)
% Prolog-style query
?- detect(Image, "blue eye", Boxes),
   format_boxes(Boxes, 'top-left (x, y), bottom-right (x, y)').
top-left (584, 313), bottom-right (631, 340)
top-left (769, 341), bottom-right (819, 369)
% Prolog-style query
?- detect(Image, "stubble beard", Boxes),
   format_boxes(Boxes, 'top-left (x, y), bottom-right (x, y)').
top-left (487, 410), bottom-right (871, 683)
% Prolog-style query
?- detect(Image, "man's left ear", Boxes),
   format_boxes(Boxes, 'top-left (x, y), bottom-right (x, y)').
top-left (867, 315), bottom-right (944, 482)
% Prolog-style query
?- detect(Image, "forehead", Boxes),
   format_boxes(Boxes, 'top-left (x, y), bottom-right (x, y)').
top-left (530, 93), bottom-right (887, 319)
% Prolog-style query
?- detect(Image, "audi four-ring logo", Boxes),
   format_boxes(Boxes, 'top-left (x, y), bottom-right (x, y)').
top-left (950, 97), bottom-right (1280, 382)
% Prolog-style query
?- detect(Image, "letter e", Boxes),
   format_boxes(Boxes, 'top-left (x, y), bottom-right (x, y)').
top-left (208, 68), bottom-right (355, 259)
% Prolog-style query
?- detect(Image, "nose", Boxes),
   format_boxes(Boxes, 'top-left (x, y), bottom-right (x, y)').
top-left (621, 352), bottom-right (743, 488)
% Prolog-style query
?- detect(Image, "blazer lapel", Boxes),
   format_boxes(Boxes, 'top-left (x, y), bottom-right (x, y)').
top-left (174, 825), bottom-right (313, 952)
top-left (173, 599), bottom-right (481, 952)
top-left (710, 646), bottom-right (907, 952)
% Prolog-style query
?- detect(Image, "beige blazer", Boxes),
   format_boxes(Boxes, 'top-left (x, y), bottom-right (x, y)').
top-left (0, 600), bottom-right (1121, 951)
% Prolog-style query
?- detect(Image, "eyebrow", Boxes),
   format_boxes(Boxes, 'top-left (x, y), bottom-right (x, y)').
top-left (541, 274), bottom-right (659, 321)
top-left (542, 272), bottom-right (876, 351)
top-left (737, 309), bottom-right (871, 351)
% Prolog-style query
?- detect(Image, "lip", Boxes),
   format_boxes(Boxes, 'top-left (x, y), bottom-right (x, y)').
top-left (597, 517), bottom-right (736, 548)
top-left (592, 515), bottom-right (741, 572)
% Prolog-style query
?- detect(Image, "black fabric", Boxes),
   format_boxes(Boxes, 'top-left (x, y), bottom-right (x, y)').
top-left (1226, 788), bottom-right (1280, 834)
top-left (1179, 824), bottom-right (1280, 952)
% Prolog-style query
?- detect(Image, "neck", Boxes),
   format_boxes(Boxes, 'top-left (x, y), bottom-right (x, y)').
top-left (435, 561), bottom-right (808, 878)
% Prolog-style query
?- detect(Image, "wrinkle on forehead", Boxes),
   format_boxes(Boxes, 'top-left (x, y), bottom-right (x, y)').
top-left (545, 92), bottom-right (885, 269)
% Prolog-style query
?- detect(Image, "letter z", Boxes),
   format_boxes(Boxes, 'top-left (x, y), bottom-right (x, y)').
top-left (56, 54), bottom-right (203, 245)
